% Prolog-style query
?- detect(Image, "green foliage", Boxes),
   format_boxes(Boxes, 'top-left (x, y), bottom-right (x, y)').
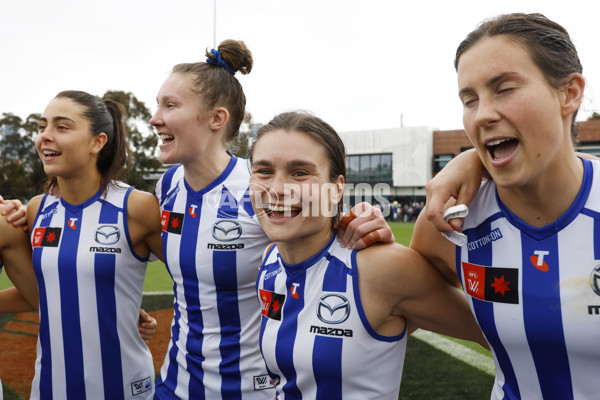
top-left (589, 111), bottom-right (600, 120)
top-left (0, 112), bottom-right (45, 200)
top-left (229, 112), bottom-right (255, 158)
top-left (102, 90), bottom-right (163, 192)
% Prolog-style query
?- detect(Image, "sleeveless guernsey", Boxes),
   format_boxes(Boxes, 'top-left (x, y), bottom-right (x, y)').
top-left (257, 234), bottom-right (407, 400)
top-left (458, 158), bottom-right (600, 399)
top-left (154, 156), bottom-right (273, 399)
top-left (30, 185), bottom-right (154, 400)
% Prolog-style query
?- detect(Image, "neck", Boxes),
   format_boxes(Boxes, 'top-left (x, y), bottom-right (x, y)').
top-left (498, 155), bottom-right (584, 227)
top-left (57, 173), bottom-right (103, 205)
top-left (183, 147), bottom-right (232, 191)
top-left (276, 226), bottom-right (334, 266)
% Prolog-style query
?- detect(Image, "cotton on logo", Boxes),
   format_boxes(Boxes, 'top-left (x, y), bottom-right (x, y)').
top-left (530, 250), bottom-right (550, 272)
top-left (68, 218), bottom-right (78, 229)
top-left (290, 283), bottom-right (300, 299)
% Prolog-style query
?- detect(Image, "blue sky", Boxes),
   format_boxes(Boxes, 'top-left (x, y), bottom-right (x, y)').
top-left (2, 0), bottom-right (599, 133)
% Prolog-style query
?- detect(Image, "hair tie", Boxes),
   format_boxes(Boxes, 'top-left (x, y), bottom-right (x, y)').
top-left (206, 49), bottom-right (235, 75)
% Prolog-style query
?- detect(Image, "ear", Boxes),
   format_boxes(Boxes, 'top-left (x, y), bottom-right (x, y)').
top-left (209, 107), bottom-right (230, 131)
top-left (561, 73), bottom-right (585, 118)
top-left (331, 175), bottom-right (345, 204)
top-left (90, 132), bottom-right (108, 155)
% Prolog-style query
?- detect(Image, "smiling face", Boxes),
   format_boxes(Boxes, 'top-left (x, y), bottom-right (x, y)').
top-left (36, 97), bottom-right (101, 179)
top-left (457, 35), bottom-right (574, 191)
top-left (150, 72), bottom-right (213, 166)
top-left (250, 129), bottom-right (344, 250)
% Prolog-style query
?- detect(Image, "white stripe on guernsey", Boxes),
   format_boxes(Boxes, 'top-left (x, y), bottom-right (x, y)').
top-left (411, 330), bottom-right (495, 375)
top-left (76, 219), bottom-right (104, 400)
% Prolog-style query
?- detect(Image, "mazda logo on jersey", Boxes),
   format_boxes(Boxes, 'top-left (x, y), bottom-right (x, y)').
top-left (212, 220), bottom-right (242, 242)
top-left (591, 265), bottom-right (600, 296)
top-left (95, 225), bottom-right (120, 245)
top-left (317, 294), bottom-right (350, 324)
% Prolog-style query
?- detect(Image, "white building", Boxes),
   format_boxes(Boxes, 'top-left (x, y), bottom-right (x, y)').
top-left (339, 126), bottom-right (434, 204)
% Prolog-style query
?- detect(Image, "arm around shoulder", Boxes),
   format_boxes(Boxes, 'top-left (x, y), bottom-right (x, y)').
top-left (410, 209), bottom-right (460, 287)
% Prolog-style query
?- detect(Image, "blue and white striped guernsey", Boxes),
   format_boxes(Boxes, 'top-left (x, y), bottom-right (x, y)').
top-left (154, 156), bottom-right (273, 400)
top-left (457, 158), bottom-right (600, 400)
top-left (30, 184), bottom-right (154, 400)
top-left (257, 233), bottom-right (407, 400)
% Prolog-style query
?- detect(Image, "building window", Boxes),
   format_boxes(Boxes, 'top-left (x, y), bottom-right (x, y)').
top-left (576, 141), bottom-right (600, 158)
top-left (433, 154), bottom-right (453, 174)
top-left (346, 153), bottom-right (393, 184)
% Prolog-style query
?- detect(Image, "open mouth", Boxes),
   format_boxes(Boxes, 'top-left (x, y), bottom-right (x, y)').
top-left (159, 134), bottom-right (174, 144)
top-left (486, 138), bottom-right (519, 161)
top-left (265, 204), bottom-right (302, 220)
top-left (42, 149), bottom-right (61, 159)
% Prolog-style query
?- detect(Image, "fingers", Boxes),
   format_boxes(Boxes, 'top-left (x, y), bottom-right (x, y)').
top-left (338, 202), bottom-right (394, 249)
top-left (138, 308), bottom-right (157, 342)
top-left (1, 200), bottom-right (27, 229)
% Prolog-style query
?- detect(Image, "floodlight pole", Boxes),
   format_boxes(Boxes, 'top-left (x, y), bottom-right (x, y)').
top-left (213, 0), bottom-right (217, 48)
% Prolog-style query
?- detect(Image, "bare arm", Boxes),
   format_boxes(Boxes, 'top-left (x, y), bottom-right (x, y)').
top-left (127, 189), bottom-right (164, 262)
top-left (425, 150), bottom-right (599, 234)
top-left (0, 204), bottom-right (38, 312)
top-left (0, 196), bottom-right (28, 230)
top-left (425, 149), bottom-right (484, 233)
top-left (358, 242), bottom-right (486, 348)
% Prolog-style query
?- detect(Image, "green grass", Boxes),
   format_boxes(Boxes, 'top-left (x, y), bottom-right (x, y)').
top-left (388, 221), bottom-right (415, 246)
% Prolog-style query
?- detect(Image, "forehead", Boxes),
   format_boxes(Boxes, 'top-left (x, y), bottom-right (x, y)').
top-left (157, 73), bottom-right (197, 100)
top-left (254, 129), bottom-right (329, 161)
top-left (457, 35), bottom-right (539, 88)
top-left (42, 97), bottom-right (87, 121)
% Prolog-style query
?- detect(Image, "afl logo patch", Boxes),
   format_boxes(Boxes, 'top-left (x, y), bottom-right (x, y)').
top-left (317, 294), bottom-right (350, 324)
top-left (95, 225), bottom-right (120, 245)
top-left (212, 220), bottom-right (242, 242)
top-left (591, 265), bottom-right (600, 296)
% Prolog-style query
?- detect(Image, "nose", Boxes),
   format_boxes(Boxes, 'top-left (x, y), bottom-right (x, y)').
top-left (474, 96), bottom-right (500, 128)
top-left (149, 109), bottom-right (162, 128)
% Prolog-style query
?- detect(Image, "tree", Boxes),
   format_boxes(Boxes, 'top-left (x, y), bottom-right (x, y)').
top-left (102, 90), bottom-right (163, 192)
top-left (229, 112), bottom-right (258, 158)
top-left (0, 113), bottom-right (44, 200)
top-left (589, 111), bottom-right (600, 120)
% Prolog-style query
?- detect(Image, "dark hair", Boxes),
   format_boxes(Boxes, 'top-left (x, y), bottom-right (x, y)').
top-left (44, 90), bottom-right (131, 195)
top-left (249, 111), bottom-right (346, 226)
top-left (455, 13), bottom-right (583, 137)
top-left (172, 39), bottom-right (253, 144)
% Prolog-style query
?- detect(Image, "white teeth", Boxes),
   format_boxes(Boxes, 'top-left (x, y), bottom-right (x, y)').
top-left (159, 134), bottom-right (174, 141)
top-left (487, 138), bottom-right (510, 147)
top-left (267, 205), bottom-right (297, 212)
top-left (43, 150), bottom-right (60, 155)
